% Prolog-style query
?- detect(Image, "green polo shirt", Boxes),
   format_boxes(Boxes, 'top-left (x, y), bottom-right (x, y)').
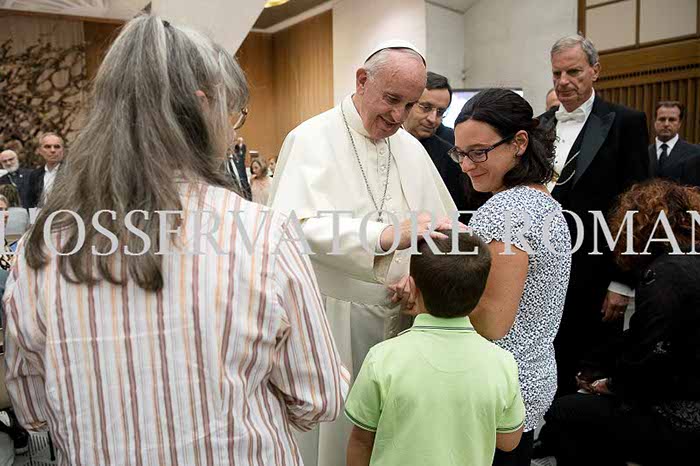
top-left (345, 314), bottom-right (525, 466)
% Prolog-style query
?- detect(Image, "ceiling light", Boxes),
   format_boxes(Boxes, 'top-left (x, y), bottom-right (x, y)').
top-left (265, 0), bottom-right (290, 7)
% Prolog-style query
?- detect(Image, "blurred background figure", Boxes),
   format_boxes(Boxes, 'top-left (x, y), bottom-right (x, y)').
top-left (249, 157), bottom-right (271, 205)
top-left (0, 150), bottom-right (33, 209)
top-left (648, 101), bottom-right (700, 181)
top-left (545, 88), bottom-right (560, 111)
top-left (226, 135), bottom-right (251, 200)
top-left (27, 132), bottom-right (65, 207)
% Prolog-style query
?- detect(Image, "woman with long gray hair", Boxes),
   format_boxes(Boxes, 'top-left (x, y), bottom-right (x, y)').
top-left (2, 15), bottom-right (348, 465)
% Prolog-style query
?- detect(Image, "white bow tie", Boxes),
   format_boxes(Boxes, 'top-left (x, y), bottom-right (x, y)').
top-left (556, 106), bottom-right (586, 124)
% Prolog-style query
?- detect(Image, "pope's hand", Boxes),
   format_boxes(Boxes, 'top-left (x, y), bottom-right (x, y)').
top-left (379, 213), bottom-right (458, 251)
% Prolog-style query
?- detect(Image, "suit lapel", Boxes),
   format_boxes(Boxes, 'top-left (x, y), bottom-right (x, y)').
top-left (573, 102), bottom-right (615, 187)
top-left (669, 139), bottom-right (689, 160)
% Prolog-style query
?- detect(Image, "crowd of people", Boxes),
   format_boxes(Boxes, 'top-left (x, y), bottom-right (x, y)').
top-left (0, 13), bottom-right (699, 466)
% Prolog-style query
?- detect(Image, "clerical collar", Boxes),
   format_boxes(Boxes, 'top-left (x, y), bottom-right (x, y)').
top-left (343, 94), bottom-right (373, 139)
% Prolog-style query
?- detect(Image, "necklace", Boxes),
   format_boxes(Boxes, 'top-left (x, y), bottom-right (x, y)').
top-left (341, 104), bottom-right (392, 222)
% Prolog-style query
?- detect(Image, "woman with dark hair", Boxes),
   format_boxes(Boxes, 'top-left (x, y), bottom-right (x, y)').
top-left (543, 180), bottom-right (700, 466)
top-left (453, 88), bottom-right (572, 465)
top-left (2, 15), bottom-right (348, 465)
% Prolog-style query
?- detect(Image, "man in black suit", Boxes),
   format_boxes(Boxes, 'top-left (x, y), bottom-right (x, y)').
top-left (27, 132), bottom-right (65, 208)
top-left (539, 35), bottom-right (649, 396)
top-left (648, 101), bottom-right (700, 181)
top-left (402, 71), bottom-right (489, 222)
top-left (0, 150), bottom-right (34, 208)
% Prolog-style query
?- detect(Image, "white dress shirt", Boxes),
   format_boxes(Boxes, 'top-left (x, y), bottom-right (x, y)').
top-left (550, 90), bottom-right (635, 299)
top-left (656, 134), bottom-right (679, 160)
top-left (43, 163), bottom-right (61, 195)
top-left (547, 90), bottom-right (596, 192)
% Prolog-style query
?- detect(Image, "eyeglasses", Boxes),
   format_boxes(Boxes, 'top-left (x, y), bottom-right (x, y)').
top-left (232, 107), bottom-right (248, 130)
top-left (448, 133), bottom-right (515, 164)
top-left (416, 102), bottom-right (447, 118)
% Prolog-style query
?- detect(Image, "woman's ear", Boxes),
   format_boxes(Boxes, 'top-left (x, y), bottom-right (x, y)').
top-left (514, 130), bottom-right (529, 157)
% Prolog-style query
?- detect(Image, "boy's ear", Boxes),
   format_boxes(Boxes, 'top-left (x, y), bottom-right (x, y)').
top-left (402, 288), bottom-right (426, 317)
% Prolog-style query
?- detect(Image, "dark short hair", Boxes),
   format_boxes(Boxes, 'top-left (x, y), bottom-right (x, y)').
top-left (655, 101), bottom-right (685, 120)
top-left (426, 71), bottom-right (452, 105)
top-left (410, 230), bottom-right (491, 318)
top-left (454, 88), bottom-right (556, 188)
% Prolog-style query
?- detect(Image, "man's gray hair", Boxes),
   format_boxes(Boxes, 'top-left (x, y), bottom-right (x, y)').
top-left (551, 35), bottom-right (599, 66)
top-left (364, 48), bottom-right (425, 79)
top-left (37, 132), bottom-right (64, 146)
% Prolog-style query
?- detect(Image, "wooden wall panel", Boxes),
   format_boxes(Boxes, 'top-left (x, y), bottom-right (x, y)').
top-left (83, 21), bottom-right (122, 81)
top-left (597, 38), bottom-right (700, 143)
top-left (235, 11), bottom-right (333, 163)
top-left (272, 11), bottom-right (334, 156)
top-left (236, 32), bottom-right (276, 163)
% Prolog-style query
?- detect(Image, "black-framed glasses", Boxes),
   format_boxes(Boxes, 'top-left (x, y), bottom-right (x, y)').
top-left (416, 102), bottom-right (447, 118)
top-left (448, 133), bottom-right (515, 164)
top-left (232, 107), bottom-right (248, 130)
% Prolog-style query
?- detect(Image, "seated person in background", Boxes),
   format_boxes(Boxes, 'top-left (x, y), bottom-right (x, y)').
top-left (249, 157), bottom-right (271, 205)
top-left (345, 231), bottom-right (525, 466)
top-left (543, 179), bottom-right (700, 466)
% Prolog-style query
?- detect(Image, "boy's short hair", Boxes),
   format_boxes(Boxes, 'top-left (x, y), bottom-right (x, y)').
top-left (410, 230), bottom-right (491, 318)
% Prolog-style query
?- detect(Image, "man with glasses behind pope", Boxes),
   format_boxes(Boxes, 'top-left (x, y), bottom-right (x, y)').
top-left (269, 40), bottom-right (457, 466)
top-left (403, 71), bottom-right (489, 221)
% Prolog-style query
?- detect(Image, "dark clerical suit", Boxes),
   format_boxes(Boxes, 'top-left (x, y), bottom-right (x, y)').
top-left (648, 136), bottom-right (700, 181)
top-left (539, 95), bottom-right (649, 395)
top-left (419, 124), bottom-right (490, 223)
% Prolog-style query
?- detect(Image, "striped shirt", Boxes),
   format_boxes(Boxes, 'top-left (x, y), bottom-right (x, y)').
top-left (3, 182), bottom-right (350, 466)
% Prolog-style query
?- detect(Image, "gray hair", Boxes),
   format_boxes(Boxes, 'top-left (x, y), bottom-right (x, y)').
top-left (364, 48), bottom-right (425, 79)
top-left (551, 35), bottom-right (599, 66)
top-left (37, 132), bottom-right (64, 146)
top-left (26, 15), bottom-right (249, 291)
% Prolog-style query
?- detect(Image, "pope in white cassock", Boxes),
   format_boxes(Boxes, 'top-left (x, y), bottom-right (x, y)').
top-left (268, 40), bottom-right (457, 466)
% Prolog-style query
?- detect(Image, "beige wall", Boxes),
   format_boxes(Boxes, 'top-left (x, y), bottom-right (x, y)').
top-left (463, 0), bottom-right (578, 115)
top-left (236, 11), bottom-right (334, 162)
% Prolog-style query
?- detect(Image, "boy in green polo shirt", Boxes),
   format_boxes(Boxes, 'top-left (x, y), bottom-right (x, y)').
top-left (345, 231), bottom-right (525, 466)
